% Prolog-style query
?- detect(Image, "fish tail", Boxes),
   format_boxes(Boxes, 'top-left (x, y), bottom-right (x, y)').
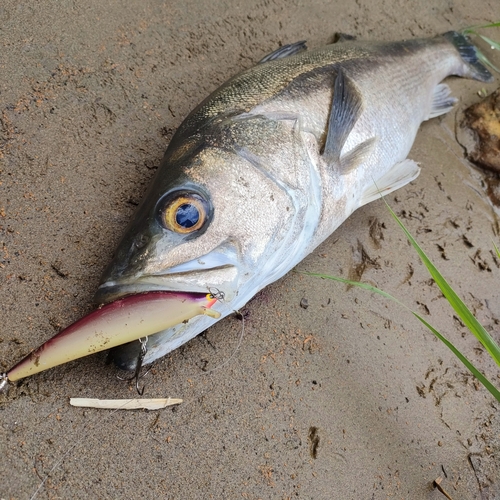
top-left (443, 31), bottom-right (494, 82)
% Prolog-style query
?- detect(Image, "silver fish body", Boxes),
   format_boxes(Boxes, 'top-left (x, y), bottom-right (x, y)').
top-left (95, 32), bottom-right (492, 369)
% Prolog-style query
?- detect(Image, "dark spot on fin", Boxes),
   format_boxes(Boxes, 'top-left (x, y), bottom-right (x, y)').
top-left (333, 33), bottom-right (357, 43)
top-left (443, 31), bottom-right (493, 82)
top-left (258, 40), bottom-right (307, 64)
top-left (428, 83), bottom-right (457, 119)
top-left (323, 69), bottom-right (364, 168)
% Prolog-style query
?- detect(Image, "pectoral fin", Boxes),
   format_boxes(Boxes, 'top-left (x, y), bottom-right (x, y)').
top-left (360, 159), bottom-right (421, 206)
top-left (323, 69), bottom-right (364, 168)
top-left (338, 137), bottom-right (376, 174)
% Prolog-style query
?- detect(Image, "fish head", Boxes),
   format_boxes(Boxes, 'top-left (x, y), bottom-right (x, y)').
top-left (95, 131), bottom-right (300, 368)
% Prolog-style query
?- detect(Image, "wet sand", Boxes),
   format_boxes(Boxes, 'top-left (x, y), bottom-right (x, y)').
top-left (1, 1), bottom-right (500, 498)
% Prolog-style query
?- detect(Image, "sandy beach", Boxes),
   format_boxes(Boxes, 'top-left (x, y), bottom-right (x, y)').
top-left (1, 0), bottom-right (500, 498)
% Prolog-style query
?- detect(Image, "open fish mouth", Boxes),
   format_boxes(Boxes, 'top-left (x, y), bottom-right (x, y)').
top-left (94, 268), bottom-right (245, 372)
top-left (95, 276), bottom-right (232, 307)
top-left (94, 264), bottom-right (240, 306)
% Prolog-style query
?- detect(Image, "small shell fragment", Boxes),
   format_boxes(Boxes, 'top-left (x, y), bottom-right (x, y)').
top-left (70, 397), bottom-right (183, 410)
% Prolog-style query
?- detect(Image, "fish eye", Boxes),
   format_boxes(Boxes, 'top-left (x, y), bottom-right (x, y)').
top-left (159, 192), bottom-right (209, 234)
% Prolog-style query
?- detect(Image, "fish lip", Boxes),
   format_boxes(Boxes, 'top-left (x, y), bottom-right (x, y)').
top-left (95, 286), bottom-right (210, 304)
top-left (94, 265), bottom-right (236, 305)
top-left (95, 244), bottom-right (241, 305)
top-left (94, 281), bottom-right (210, 306)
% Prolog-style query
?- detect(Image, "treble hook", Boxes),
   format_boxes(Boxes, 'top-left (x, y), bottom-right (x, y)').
top-left (208, 287), bottom-right (225, 302)
top-left (117, 336), bottom-right (150, 395)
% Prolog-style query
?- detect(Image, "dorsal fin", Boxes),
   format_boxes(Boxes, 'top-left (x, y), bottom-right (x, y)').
top-left (334, 33), bottom-right (357, 43)
top-left (322, 69), bottom-right (364, 166)
top-left (258, 41), bottom-right (307, 64)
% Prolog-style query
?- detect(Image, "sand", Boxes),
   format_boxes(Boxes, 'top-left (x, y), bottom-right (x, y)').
top-left (1, 0), bottom-right (500, 498)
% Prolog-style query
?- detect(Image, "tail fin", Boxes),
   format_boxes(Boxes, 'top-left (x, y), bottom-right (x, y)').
top-left (443, 31), bottom-right (494, 82)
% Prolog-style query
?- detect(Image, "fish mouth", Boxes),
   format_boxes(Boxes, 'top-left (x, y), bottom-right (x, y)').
top-left (95, 246), bottom-right (241, 305)
top-left (94, 279), bottom-right (208, 305)
top-left (93, 265), bottom-right (240, 372)
top-left (94, 264), bottom-right (239, 306)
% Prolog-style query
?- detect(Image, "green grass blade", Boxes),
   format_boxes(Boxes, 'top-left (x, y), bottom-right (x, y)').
top-left (413, 313), bottom-right (500, 402)
top-left (475, 48), bottom-right (500, 73)
top-left (493, 241), bottom-right (500, 260)
top-left (303, 272), bottom-right (404, 305)
top-left (383, 202), bottom-right (500, 368)
top-left (463, 21), bottom-right (500, 34)
top-left (479, 34), bottom-right (500, 51)
top-left (303, 272), bottom-right (500, 402)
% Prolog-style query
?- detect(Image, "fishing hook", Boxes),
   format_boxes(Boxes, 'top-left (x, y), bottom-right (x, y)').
top-left (117, 336), bottom-right (151, 395)
top-left (208, 287), bottom-right (225, 302)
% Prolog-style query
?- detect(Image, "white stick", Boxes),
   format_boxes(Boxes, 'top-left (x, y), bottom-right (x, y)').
top-left (70, 397), bottom-right (183, 410)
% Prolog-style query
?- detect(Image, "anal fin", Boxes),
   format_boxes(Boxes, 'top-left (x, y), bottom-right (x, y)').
top-left (427, 83), bottom-right (457, 120)
top-left (360, 159), bottom-right (421, 207)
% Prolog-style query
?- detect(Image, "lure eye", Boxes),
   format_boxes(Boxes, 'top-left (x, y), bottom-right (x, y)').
top-left (161, 193), bottom-right (208, 234)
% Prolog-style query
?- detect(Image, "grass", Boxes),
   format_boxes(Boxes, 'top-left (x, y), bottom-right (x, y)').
top-left (304, 200), bottom-right (500, 403)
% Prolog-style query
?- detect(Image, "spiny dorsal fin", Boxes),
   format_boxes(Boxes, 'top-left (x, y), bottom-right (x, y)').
top-left (334, 33), bottom-right (357, 43)
top-left (323, 69), bottom-right (364, 166)
top-left (258, 41), bottom-right (307, 64)
top-left (360, 159), bottom-right (421, 207)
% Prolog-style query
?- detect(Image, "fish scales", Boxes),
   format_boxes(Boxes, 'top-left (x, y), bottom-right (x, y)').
top-left (174, 37), bottom-right (457, 142)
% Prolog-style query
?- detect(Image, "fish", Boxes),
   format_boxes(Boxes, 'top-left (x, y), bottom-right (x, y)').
top-left (1, 30), bottom-right (493, 387)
